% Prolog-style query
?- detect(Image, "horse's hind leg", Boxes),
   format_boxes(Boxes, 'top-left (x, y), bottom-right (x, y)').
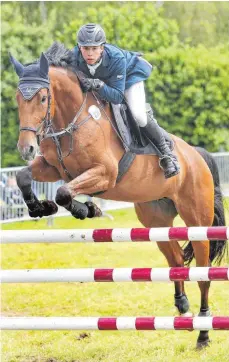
top-left (134, 199), bottom-right (190, 316)
top-left (174, 183), bottom-right (214, 349)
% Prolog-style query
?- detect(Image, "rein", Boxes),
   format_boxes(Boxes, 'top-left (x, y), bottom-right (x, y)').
top-left (43, 92), bottom-right (92, 180)
top-left (18, 76), bottom-right (106, 180)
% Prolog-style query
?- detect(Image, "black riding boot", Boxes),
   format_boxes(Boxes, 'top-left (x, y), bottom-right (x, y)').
top-left (143, 106), bottom-right (180, 179)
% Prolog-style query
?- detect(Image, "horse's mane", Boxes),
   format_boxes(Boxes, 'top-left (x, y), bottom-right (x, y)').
top-left (26, 42), bottom-right (77, 74)
top-left (44, 42), bottom-right (75, 68)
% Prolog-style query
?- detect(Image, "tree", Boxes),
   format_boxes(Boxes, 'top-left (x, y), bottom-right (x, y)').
top-left (145, 44), bottom-right (229, 151)
top-left (1, 1), bottom-right (229, 167)
top-left (163, 2), bottom-right (229, 46)
top-left (58, 2), bottom-right (179, 51)
top-left (1, 3), bottom-right (56, 166)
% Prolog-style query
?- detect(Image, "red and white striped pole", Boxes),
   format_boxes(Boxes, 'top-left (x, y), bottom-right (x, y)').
top-left (1, 316), bottom-right (229, 330)
top-left (1, 267), bottom-right (229, 283)
top-left (1, 226), bottom-right (229, 244)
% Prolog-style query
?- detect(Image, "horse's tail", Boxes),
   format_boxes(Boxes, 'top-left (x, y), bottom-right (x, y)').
top-left (184, 146), bottom-right (228, 266)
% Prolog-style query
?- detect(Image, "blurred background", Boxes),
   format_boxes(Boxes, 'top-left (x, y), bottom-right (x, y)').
top-left (1, 1), bottom-right (229, 221)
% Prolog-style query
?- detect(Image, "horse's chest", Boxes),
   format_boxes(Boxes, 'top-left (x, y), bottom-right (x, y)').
top-left (40, 137), bottom-right (96, 179)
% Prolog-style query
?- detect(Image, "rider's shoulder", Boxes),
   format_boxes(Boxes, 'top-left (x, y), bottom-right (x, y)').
top-left (104, 44), bottom-right (126, 60)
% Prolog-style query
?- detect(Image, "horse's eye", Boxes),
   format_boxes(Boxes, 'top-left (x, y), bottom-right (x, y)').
top-left (41, 96), bottom-right (47, 104)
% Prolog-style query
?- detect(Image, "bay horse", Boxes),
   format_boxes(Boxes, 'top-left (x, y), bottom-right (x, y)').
top-left (10, 43), bottom-right (227, 348)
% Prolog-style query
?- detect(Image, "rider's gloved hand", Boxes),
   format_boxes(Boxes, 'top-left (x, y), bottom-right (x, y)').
top-left (80, 78), bottom-right (104, 92)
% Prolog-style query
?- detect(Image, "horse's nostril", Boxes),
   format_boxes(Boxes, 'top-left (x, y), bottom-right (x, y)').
top-left (29, 145), bottom-right (34, 154)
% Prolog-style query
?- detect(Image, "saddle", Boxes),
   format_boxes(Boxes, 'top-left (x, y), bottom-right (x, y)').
top-left (110, 102), bottom-right (174, 156)
top-left (77, 71), bottom-right (174, 186)
top-left (97, 100), bottom-right (175, 187)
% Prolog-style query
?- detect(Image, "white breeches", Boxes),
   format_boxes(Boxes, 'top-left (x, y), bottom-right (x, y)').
top-left (124, 81), bottom-right (147, 127)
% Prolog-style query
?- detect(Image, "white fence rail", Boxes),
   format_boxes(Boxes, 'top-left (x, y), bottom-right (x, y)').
top-left (1, 152), bottom-right (229, 223)
top-left (0, 168), bottom-right (132, 223)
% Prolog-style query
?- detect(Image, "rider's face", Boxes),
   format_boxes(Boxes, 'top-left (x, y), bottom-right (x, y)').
top-left (80, 46), bottom-right (104, 65)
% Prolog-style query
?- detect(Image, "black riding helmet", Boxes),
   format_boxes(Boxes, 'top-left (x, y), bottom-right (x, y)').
top-left (77, 23), bottom-right (106, 46)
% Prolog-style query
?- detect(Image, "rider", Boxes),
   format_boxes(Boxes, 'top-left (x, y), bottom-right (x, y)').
top-left (73, 23), bottom-right (180, 178)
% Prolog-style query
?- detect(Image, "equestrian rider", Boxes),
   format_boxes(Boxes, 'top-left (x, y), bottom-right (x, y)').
top-left (73, 23), bottom-right (180, 178)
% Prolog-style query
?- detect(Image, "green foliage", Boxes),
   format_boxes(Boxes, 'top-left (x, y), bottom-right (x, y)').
top-left (163, 2), bottom-right (229, 47)
top-left (14, 1), bottom-right (105, 30)
top-left (1, 2), bottom-right (179, 167)
top-left (145, 44), bottom-right (229, 151)
top-left (1, 3), bottom-right (56, 167)
top-left (1, 2), bottom-right (229, 167)
top-left (57, 2), bottom-right (179, 51)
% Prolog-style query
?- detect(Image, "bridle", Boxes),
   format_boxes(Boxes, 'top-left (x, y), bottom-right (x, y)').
top-left (17, 74), bottom-right (104, 180)
top-left (19, 76), bottom-right (52, 137)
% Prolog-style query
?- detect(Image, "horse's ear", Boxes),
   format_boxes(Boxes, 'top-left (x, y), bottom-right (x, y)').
top-left (9, 52), bottom-right (24, 77)
top-left (39, 52), bottom-right (49, 78)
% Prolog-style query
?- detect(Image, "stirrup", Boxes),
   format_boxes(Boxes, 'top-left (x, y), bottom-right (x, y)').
top-left (158, 155), bottom-right (174, 170)
top-left (159, 155), bottom-right (180, 179)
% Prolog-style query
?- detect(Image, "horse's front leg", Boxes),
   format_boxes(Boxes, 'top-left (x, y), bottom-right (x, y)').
top-left (56, 164), bottom-right (116, 220)
top-left (16, 156), bottom-right (60, 218)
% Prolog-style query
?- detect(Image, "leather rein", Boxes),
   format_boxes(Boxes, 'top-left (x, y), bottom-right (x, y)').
top-left (19, 76), bottom-right (104, 180)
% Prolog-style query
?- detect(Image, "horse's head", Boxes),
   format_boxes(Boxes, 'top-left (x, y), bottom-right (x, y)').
top-left (10, 52), bottom-right (51, 161)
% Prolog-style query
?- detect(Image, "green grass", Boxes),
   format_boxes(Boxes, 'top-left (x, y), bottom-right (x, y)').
top-left (1, 208), bottom-right (229, 362)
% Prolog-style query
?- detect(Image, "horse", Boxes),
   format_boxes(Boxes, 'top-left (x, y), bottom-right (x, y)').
top-left (10, 43), bottom-right (227, 348)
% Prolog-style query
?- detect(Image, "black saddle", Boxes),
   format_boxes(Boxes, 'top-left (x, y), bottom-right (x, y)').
top-left (110, 102), bottom-right (174, 156)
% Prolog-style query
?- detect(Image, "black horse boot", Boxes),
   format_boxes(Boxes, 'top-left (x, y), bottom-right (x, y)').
top-left (143, 106), bottom-right (180, 179)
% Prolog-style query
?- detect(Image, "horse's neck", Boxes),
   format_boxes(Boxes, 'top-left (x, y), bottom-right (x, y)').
top-left (49, 67), bottom-right (124, 160)
top-left (49, 67), bottom-right (84, 129)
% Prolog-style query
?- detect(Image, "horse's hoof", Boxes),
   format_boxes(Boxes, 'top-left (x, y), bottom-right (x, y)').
top-left (55, 186), bottom-right (72, 207)
top-left (196, 338), bottom-right (211, 350)
top-left (41, 200), bottom-right (58, 216)
top-left (28, 204), bottom-right (45, 218)
top-left (174, 293), bottom-right (190, 315)
top-left (69, 200), bottom-right (88, 220)
top-left (85, 201), bottom-right (102, 218)
top-left (71, 207), bottom-right (88, 220)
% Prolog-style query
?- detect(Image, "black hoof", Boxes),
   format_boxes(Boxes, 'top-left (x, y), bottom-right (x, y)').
top-left (55, 186), bottom-right (72, 207)
top-left (72, 208), bottom-right (88, 220)
top-left (85, 201), bottom-right (102, 218)
top-left (71, 200), bottom-right (88, 220)
top-left (28, 200), bottom-right (58, 218)
top-left (28, 203), bottom-right (45, 218)
top-left (40, 200), bottom-right (58, 216)
top-left (174, 293), bottom-right (190, 314)
top-left (196, 338), bottom-right (211, 350)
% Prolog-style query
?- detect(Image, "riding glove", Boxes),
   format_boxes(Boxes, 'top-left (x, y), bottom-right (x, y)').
top-left (80, 78), bottom-right (104, 92)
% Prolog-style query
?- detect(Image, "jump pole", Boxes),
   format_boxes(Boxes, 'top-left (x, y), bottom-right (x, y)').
top-left (1, 226), bottom-right (229, 244)
top-left (1, 316), bottom-right (229, 330)
top-left (1, 267), bottom-right (229, 283)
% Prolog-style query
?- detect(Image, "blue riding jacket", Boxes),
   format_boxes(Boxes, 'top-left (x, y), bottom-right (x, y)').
top-left (73, 44), bottom-right (153, 104)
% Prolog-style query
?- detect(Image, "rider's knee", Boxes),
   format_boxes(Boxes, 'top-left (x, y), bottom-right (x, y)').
top-left (134, 111), bottom-right (147, 127)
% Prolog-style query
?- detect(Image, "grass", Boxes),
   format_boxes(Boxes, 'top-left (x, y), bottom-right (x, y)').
top-left (1, 208), bottom-right (229, 362)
